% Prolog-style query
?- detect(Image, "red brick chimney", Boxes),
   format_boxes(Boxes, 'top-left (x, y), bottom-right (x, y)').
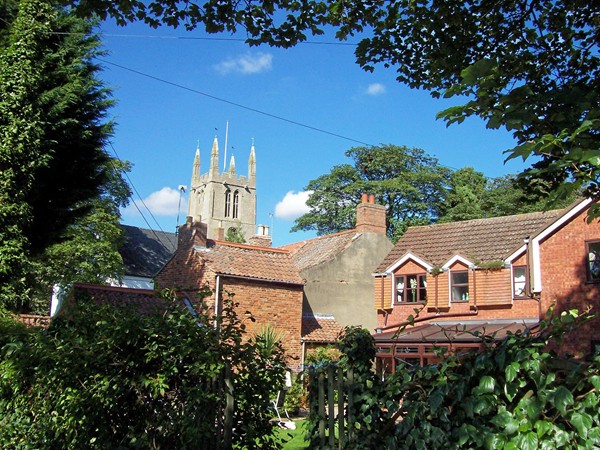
top-left (355, 194), bottom-right (387, 234)
top-left (177, 216), bottom-right (208, 249)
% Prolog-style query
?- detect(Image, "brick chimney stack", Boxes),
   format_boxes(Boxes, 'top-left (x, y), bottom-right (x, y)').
top-left (178, 216), bottom-right (208, 249)
top-left (355, 194), bottom-right (387, 234)
top-left (248, 224), bottom-right (272, 247)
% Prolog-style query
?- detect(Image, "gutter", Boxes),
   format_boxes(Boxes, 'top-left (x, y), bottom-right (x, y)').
top-left (215, 273), bottom-right (304, 286)
top-left (374, 309), bottom-right (479, 334)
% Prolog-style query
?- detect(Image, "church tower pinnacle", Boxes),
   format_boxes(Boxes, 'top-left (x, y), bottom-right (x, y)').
top-left (209, 136), bottom-right (219, 176)
top-left (248, 140), bottom-right (256, 181)
top-left (187, 133), bottom-right (257, 241)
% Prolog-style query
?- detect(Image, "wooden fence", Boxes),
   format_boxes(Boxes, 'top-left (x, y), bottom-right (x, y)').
top-left (307, 364), bottom-right (356, 449)
top-left (203, 362), bottom-right (235, 450)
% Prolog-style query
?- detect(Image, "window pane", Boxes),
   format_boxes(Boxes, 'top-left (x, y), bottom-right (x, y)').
top-left (396, 276), bottom-right (404, 303)
top-left (452, 286), bottom-right (469, 301)
top-left (452, 271), bottom-right (468, 285)
top-left (419, 275), bottom-right (427, 302)
top-left (588, 242), bottom-right (600, 281)
top-left (513, 266), bottom-right (526, 296)
top-left (451, 271), bottom-right (469, 301)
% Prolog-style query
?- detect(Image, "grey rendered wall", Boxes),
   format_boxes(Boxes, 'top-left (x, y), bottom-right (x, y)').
top-left (301, 232), bottom-right (393, 332)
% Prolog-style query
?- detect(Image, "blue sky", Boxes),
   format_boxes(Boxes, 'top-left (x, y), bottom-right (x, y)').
top-left (98, 20), bottom-right (530, 246)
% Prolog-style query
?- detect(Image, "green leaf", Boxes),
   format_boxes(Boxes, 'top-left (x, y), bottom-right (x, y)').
top-left (505, 361), bottom-right (519, 382)
top-left (479, 375), bottom-right (496, 393)
top-left (590, 375), bottom-right (600, 391)
top-left (552, 386), bottom-right (574, 415)
top-left (534, 420), bottom-right (554, 438)
top-left (515, 431), bottom-right (538, 450)
top-left (569, 412), bottom-right (592, 438)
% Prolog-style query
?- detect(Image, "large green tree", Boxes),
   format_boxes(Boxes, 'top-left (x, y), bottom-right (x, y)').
top-left (67, 0), bottom-right (598, 210)
top-left (0, 0), bottom-right (129, 311)
top-left (438, 167), bottom-right (579, 223)
top-left (292, 144), bottom-right (450, 241)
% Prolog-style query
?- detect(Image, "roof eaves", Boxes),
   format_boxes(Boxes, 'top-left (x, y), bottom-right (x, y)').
top-left (215, 272), bottom-right (305, 286)
top-left (384, 251), bottom-right (434, 274)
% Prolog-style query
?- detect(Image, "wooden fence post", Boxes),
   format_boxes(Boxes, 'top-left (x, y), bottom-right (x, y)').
top-left (318, 370), bottom-right (326, 447)
top-left (327, 364), bottom-right (335, 448)
top-left (337, 365), bottom-right (345, 450)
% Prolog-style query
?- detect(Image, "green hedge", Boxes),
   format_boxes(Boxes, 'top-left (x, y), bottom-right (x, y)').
top-left (0, 290), bottom-right (285, 449)
top-left (308, 310), bottom-right (600, 449)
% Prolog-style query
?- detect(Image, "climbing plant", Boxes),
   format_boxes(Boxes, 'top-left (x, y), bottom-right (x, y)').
top-left (308, 311), bottom-right (600, 449)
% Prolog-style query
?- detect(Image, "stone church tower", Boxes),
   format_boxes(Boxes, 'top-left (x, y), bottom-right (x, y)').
top-left (187, 136), bottom-right (257, 241)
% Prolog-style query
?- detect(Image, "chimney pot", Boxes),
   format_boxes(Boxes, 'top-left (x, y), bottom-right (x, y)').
top-left (361, 193), bottom-right (368, 203)
top-left (369, 194), bottom-right (375, 204)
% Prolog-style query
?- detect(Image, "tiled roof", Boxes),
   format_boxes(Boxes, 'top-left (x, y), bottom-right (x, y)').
top-left (281, 230), bottom-right (358, 271)
top-left (197, 241), bottom-right (304, 285)
top-left (373, 319), bottom-right (539, 343)
top-left (120, 225), bottom-right (177, 278)
top-left (377, 209), bottom-right (565, 271)
top-left (301, 314), bottom-right (343, 342)
top-left (72, 283), bottom-right (172, 316)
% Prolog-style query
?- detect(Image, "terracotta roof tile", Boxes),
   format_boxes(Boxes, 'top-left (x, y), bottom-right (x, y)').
top-left (377, 209), bottom-right (565, 272)
top-left (301, 314), bottom-right (343, 342)
top-left (197, 241), bottom-right (304, 285)
top-left (282, 230), bottom-right (358, 271)
top-left (72, 283), bottom-right (172, 316)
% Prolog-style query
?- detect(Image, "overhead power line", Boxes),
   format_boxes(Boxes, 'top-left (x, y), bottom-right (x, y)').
top-left (97, 57), bottom-right (373, 147)
top-left (108, 142), bottom-right (173, 246)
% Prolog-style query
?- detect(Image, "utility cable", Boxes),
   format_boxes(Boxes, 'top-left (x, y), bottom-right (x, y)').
top-left (98, 58), bottom-right (372, 147)
top-left (108, 142), bottom-right (174, 248)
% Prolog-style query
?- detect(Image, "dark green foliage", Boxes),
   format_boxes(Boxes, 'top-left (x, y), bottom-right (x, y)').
top-left (438, 167), bottom-right (579, 223)
top-left (0, 290), bottom-right (286, 449)
top-left (307, 311), bottom-right (600, 449)
top-left (67, 0), bottom-right (599, 210)
top-left (0, 0), bottom-right (130, 311)
top-left (292, 145), bottom-right (450, 241)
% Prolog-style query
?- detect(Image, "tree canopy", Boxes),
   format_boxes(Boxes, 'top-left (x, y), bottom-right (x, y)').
top-left (67, 0), bottom-right (599, 211)
top-left (292, 144), bottom-right (450, 241)
top-left (0, 0), bottom-right (130, 311)
top-left (438, 167), bottom-right (579, 223)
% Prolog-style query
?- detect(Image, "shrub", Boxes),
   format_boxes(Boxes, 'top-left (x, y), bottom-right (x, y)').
top-left (307, 311), bottom-right (600, 449)
top-left (0, 289), bottom-right (285, 449)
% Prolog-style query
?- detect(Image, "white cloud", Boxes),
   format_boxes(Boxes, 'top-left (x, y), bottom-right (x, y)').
top-left (366, 83), bottom-right (386, 95)
top-left (214, 52), bottom-right (273, 75)
top-left (123, 187), bottom-right (186, 217)
top-left (275, 191), bottom-right (313, 221)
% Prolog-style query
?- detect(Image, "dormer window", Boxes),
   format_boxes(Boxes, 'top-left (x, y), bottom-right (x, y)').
top-left (395, 274), bottom-right (427, 303)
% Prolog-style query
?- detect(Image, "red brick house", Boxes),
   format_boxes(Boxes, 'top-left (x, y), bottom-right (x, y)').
top-left (155, 219), bottom-right (305, 368)
top-left (373, 198), bottom-right (600, 371)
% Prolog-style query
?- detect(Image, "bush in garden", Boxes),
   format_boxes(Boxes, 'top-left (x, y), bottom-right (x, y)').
top-left (0, 289), bottom-right (285, 449)
top-left (308, 310), bottom-right (600, 449)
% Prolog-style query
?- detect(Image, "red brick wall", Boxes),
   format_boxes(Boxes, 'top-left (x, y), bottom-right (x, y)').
top-left (475, 269), bottom-right (513, 307)
top-left (376, 261), bottom-right (539, 328)
top-left (156, 249), bottom-right (303, 367)
top-left (155, 247), bottom-right (214, 293)
top-left (221, 277), bottom-right (304, 366)
top-left (539, 211), bottom-right (600, 356)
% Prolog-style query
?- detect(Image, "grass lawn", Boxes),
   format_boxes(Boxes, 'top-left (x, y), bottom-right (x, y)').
top-left (274, 419), bottom-right (309, 449)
